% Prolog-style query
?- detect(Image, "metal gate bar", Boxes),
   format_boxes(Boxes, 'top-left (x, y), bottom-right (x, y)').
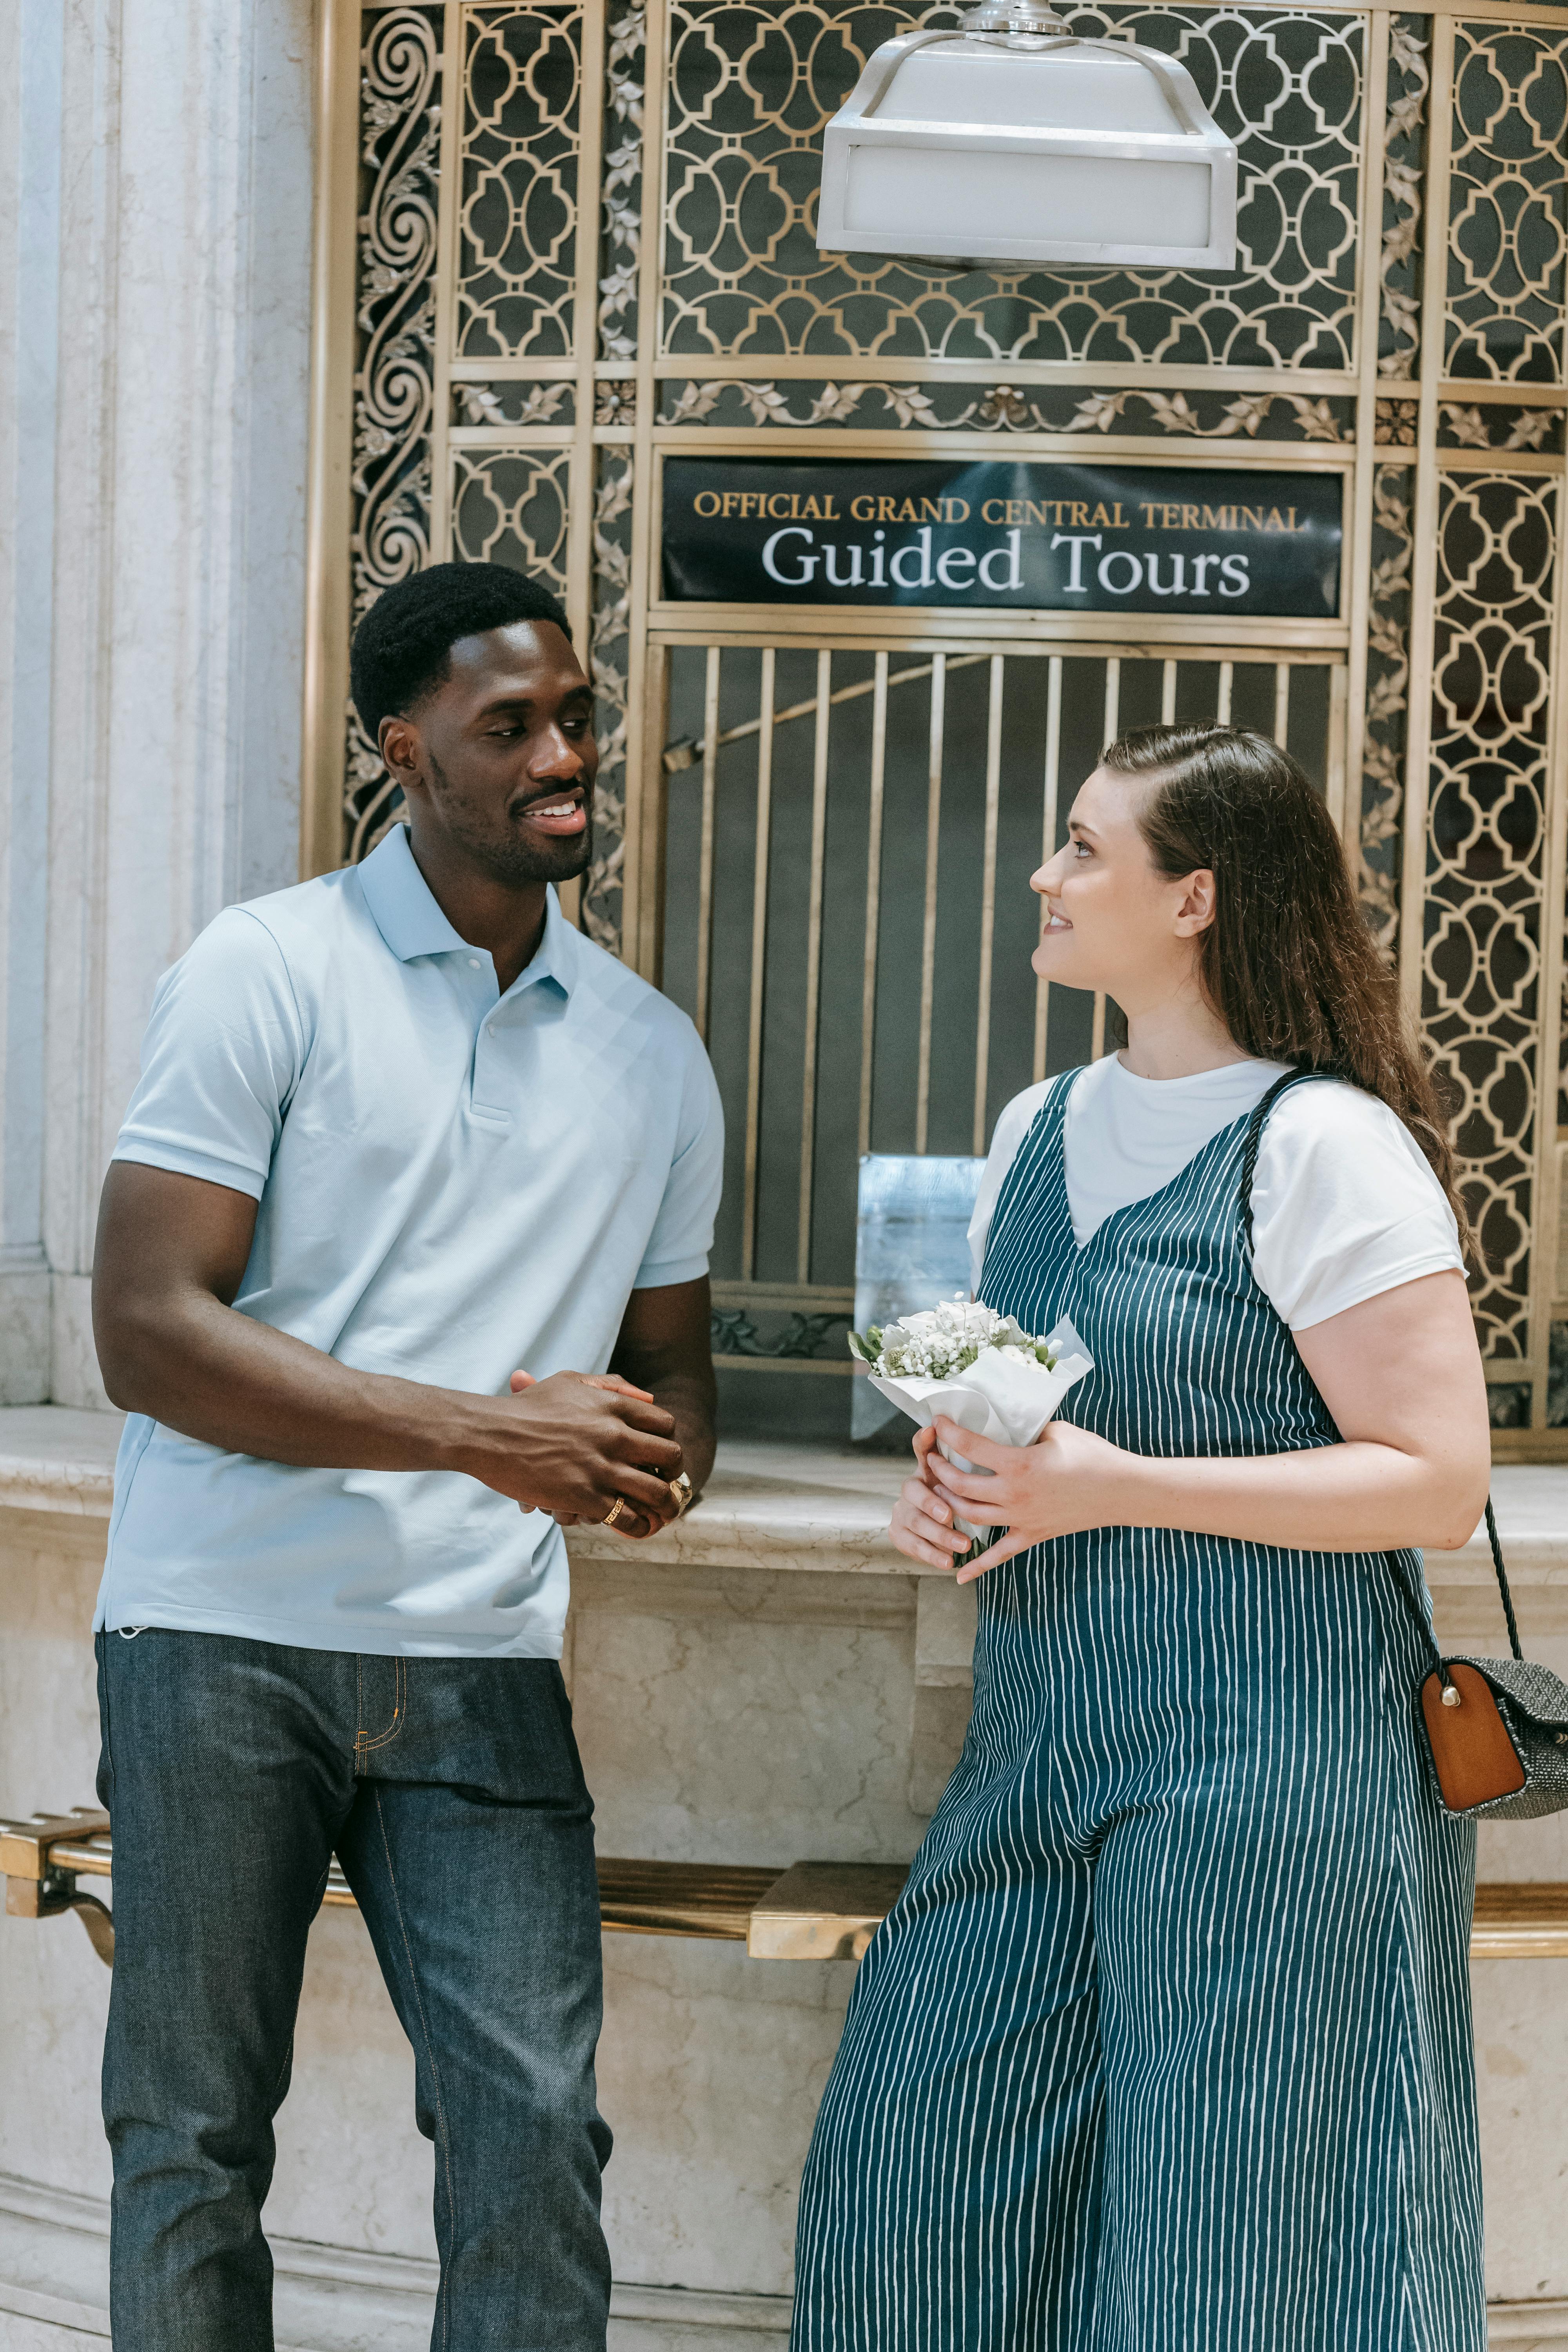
top-left (1091, 662), bottom-right (1121, 1062)
top-left (694, 645), bottom-right (720, 1042)
top-left (857, 655), bottom-right (889, 1165)
top-left (973, 658), bottom-right (1007, 1155)
top-left (797, 653), bottom-right (832, 1284)
top-left (1033, 655), bottom-right (1065, 1087)
top-left (739, 649), bottom-right (774, 1283)
top-left (914, 656), bottom-right (946, 1159)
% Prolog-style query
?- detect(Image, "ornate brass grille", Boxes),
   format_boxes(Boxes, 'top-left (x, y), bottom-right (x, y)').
top-left (659, 3), bottom-right (1366, 368)
top-left (305, 0), bottom-right (1568, 1447)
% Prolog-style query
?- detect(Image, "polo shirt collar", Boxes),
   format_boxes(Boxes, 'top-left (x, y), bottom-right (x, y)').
top-left (357, 824), bottom-right (577, 996)
top-left (519, 880), bottom-right (577, 999)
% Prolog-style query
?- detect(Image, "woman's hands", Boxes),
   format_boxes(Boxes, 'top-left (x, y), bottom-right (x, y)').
top-left (888, 1426), bottom-right (973, 1572)
top-left (888, 1418), bottom-right (1134, 1583)
top-left (887, 1270), bottom-right (1493, 1581)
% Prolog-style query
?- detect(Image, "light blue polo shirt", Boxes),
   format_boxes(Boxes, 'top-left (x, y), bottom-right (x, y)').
top-left (94, 826), bottom-right (724, 1658)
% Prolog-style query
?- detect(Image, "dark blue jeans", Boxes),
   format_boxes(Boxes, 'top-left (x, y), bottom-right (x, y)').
top-left (95, 1628), bottom-right (612, 2351)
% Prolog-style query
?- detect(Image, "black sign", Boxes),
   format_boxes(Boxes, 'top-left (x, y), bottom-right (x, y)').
top-left (662, 457), bottom-right (1341, 619)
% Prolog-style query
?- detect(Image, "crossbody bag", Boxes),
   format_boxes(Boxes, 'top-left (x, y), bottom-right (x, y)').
top-left (1241, 1070), bottom-right (1568, 1822)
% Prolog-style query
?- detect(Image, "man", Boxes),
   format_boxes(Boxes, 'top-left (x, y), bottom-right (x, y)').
top-left (90, 561), bottom-right (722, 2348)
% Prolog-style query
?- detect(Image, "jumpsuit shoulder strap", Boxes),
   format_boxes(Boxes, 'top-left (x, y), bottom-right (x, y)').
top-left (1010, 1059), bottom-right (1093, 1165)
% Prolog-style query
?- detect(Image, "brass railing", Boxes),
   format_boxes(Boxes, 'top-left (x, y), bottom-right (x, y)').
top-left (0, 1809), bottom-right (910, 1967)
top-left (5, 1808), bottom-right (1566, 1966)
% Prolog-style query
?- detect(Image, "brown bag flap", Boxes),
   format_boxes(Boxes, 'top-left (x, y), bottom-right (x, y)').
top-left (1420, 1662), bottom-right (1527, 1814)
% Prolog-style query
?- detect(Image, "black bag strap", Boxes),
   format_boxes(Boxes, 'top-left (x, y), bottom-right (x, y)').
top-left (1237, 1066), bottom-right (1523, 1670)
top-left (1482, 1495), bottom-right (1524, 1662)
top-left (1237, 1067), bottom-right (1331, 1255)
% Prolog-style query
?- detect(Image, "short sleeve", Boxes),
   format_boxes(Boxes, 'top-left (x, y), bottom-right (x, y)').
top-left (633, 1037), bottom-right (725, 1289)
top-left (112, 909), bottom-right (305, 1201)
top-left (1249, 1082), bottom-right (1465, 1330)
top-left (969, 1079), bottom-right (1058, 1294)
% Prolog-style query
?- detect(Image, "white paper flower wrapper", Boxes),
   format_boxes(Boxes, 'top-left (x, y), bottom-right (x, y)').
top-left (869, 1317), bottom-right (1096, 1541)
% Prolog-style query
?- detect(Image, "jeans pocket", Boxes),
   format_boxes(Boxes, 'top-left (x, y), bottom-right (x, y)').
top-left (94, 1630), bottom-right (115, 1813)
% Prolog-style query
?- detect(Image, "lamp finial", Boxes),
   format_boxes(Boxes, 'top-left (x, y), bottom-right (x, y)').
top-left (964, 0), bottom-right (1071, 34)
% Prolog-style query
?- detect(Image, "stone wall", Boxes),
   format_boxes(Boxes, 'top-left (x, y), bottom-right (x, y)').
top-left (0, 0), bottom-right (313, 1409)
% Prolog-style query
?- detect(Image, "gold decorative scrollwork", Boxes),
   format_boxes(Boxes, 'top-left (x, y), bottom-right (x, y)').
top-left (599, 2), bottom-right (645, 358)
top-left (584, 450), bottom-right (634, 946)
top-left (1379, 18), bottom-right (1428, 379)
top-left (346, 708), bottom-right (405, 866)
top-left (1424, 472), bottom-right (1559, 1359)
top-left (1446, 26), bottom-right (1568, 384)
top-left (661, 378), bottom-right (1348, 439)
top-left (1375, 397), bottom-right (1418, 445)
top-left (711, 1307), bottom-right (852, 1360)
top-left (455, 381), bottom-right (573, 424)
top-left (661, 2), bottom-right (1362, 368)
top-left (1439, 401), bottom-right (1564, 453)
top-left (595, 380), bottom-right (637, 425)
top-left (458, 5), bottom-right (583, 359)
top-left (1056, 389), bottom-right (1347, 439)
top-left (1359, 464), bottom-right (1413, 957)
top-left (346, 5), bottom-right (443, 856)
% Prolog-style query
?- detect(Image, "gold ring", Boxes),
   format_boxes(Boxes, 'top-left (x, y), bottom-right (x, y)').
top-left (601, 1494), bottom-right (627, 1528)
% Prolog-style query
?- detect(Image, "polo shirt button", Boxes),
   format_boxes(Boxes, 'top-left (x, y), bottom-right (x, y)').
top-left (467, 957), bottom-right (482, 969)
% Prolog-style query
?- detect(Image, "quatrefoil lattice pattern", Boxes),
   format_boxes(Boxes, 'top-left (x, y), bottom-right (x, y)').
top-left (458, 5), bottom-right (585, 359)
top-left (1424, 472), bottom-right (1559, 1359)
top-left (1446, 26), bottom-right (1568, 386)
top-left (661, 2), bottom-right (1363, 367)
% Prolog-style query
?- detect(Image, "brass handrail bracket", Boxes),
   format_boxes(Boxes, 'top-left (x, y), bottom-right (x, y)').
top-left (0, 1809), bottom-right (116, 1965)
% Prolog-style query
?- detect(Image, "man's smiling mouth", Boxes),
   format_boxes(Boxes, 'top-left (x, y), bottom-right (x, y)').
top-left (516, 788), bottom-right (588, 837)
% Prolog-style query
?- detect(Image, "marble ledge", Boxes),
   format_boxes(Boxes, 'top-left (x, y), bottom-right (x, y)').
top-left (0, 1406), bottom-right (122, 1517)
top-left (0, 1408), bottom-right (1566, 1588)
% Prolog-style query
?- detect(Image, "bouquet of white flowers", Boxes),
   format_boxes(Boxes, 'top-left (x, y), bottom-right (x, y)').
top-left (849, 1298), bottom-right (1095, 1552)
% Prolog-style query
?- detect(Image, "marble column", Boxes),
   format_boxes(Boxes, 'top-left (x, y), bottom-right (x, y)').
top-left (0, 2), bottom-right (62, 1402)
top-left (0, 0), bottom-right (314, 1409)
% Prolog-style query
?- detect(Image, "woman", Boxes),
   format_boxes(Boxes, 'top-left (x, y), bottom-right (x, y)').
top-left (792, 724), bottom-right (1489, 2351)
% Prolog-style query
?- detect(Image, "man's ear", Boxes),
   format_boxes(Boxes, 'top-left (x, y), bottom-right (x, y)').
top-left (1172, 867), bottom-right (1217, 938)
top-left (378, 713), bottom-right (423, 792)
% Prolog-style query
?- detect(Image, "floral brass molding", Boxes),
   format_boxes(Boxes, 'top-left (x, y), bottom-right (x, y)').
top-left (454, 381), bottom-right (572, 426)
top-left (662, 379), bottom-right (1348, 441)
top-left (1379, 21), bottom-right (1428, 378)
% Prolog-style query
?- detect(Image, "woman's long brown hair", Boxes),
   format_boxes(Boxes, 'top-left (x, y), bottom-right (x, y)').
top-left (1101, 721), bottom-right (1475, 1260)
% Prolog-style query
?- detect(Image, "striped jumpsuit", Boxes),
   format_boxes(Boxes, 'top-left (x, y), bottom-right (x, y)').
top-left (792, 1071), bottom-right (1485, 2351)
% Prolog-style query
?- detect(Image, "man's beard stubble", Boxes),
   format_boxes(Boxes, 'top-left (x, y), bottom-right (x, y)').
top-left (425, 751), bottom-right (595, 889)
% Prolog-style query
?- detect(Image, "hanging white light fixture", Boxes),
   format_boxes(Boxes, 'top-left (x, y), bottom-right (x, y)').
top-left (817, 0), bottom-right (1237, 272)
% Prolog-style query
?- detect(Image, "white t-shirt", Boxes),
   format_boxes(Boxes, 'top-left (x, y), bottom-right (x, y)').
top-left (968, 1054), bottom-right (1463, 1331)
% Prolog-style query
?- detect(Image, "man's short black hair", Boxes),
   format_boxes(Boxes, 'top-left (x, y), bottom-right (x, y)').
top-left (350, 561), bottom-right (572, 741)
